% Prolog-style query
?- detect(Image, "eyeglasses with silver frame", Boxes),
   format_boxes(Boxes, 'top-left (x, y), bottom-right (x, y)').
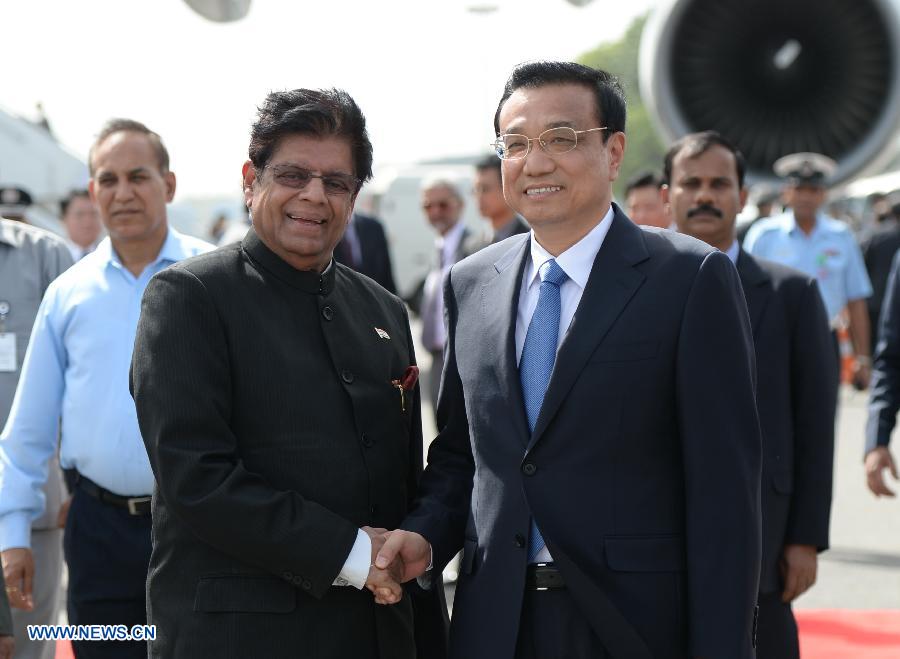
top-left (491, 126), bottom-right (608, 161)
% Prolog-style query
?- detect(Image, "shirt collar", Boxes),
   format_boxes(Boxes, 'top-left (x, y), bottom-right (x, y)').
top-left (785, 210), bottom-right (824, 237)
top-left (525, 206), bottom-right (615, 291)
top-left (723, 240), bottom-right (739, 264)
top-left (92, 226), bottom-right (184, 270)
top-left (241, 227), bottom-right (335, 295)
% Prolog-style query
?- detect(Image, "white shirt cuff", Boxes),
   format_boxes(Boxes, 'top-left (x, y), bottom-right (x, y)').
top-left (415, 545), bottom-right (435, 590)
top-left (333, 528), bottom-right (371, 590)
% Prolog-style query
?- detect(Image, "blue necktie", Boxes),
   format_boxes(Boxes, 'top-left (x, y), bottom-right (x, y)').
top-left (519, 259), bottom-right (568, 562)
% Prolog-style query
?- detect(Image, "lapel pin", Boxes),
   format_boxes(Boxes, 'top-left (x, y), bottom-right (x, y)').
top-left (374, 327), bottom-right (391, 340)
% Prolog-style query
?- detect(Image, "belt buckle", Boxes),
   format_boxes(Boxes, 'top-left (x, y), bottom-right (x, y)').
top-left (534, 562), bottom-right (549, 591)
top-left (127, 496), bottom-right (151, 515)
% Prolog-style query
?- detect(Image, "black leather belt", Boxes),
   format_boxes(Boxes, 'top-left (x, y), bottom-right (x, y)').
top-left (525, 563), bottom-right (566, 590)
top-left (76, 473), bottom-right (152, 516)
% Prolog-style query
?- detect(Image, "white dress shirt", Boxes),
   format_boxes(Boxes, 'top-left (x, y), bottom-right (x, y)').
top-left (515, 206), bottom-right (615, 562)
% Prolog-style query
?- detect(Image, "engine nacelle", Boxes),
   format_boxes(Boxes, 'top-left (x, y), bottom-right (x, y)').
top-left (640, 0), bottom-right (900, 185)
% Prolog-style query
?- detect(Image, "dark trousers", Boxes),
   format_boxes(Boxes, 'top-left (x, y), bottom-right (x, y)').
top-left (514, 588), bottom-right (609, 659)
top-left (63, 486), bottom-right (152, 659)
top-left (756, 591), bottom-right (800, 659)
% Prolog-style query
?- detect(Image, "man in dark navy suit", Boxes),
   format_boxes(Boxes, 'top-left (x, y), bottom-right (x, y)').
top-left (334, 211), bottom-right (397, 294)
top-left (377, 62), bottom-right (762, 659)
top-left (666, 130), bottom-right (836, 659)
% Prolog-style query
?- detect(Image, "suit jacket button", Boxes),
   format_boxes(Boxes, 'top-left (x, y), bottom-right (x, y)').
top-left (514, 534), bottom-right (526, 548)
top-left (322, 306), bottom-right (334, 321)
top-left (361, 433), bottom-right (373, 448)
top-left (522, 462), bottom-right (537, 476)
top-left (341, 370), bottom-right (354, 384)
top-left (283, 571), bottom-right (293, 580)
top-left (302, 580), bottom-right (312, 590)
top-left (292, 576), bottom-right (303, 586)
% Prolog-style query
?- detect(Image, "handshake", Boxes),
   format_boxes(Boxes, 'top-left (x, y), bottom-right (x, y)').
top-left (362, 527), bottom-right (432, 605)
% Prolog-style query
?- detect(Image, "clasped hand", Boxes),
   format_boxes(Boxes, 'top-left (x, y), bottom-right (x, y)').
top-left (362, 527), bottom-right (431, 606)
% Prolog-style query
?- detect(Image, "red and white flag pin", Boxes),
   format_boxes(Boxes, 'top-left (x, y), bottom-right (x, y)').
top-left (374, 327), bottom-right (391, 340)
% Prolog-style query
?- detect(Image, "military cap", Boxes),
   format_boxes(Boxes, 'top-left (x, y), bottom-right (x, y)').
top-left (773, 152), bottom-right (837, 187)
top-left (0, 186), bottom-right (33, 218)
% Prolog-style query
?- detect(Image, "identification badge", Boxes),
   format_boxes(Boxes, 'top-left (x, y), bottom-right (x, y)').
top-left (0, 333), bottom-right (17, 372)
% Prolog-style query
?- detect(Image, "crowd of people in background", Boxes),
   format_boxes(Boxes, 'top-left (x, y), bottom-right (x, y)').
top-left (0, 59), bottom-right (898, 659)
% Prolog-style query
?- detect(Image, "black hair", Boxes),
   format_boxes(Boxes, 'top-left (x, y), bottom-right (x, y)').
top-left (474, 153), bottom-right (501, 175)
top-left (249, 88), bottom-right (373, 189)
top-left (60, 188), bottom-right (91, 217)
top-left (89, 118), bottom-right (169, 176)
top-left (663, 130), bottom-right (747, 188)
top-left (493, 61), bottom-right (626, 142)
top-left (624, 171), bottom-right (663, 197)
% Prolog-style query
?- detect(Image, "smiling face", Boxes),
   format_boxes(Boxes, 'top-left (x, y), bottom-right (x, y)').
top-left (665, 144), bottom-right (747, 251)
top-left (88, 131), bottom-right (175, 247)
top-left (498, 83), bottom-right (624, 253)
top-left (243, 133), bottom-right (356, 272)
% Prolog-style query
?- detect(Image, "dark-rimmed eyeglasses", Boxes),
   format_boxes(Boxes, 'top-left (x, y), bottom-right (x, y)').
top-left (491, 126), bottom-right (608, 161)
top-left (266, 165), bottom-right (360, 197)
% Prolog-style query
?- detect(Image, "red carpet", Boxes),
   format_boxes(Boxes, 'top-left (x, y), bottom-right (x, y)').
top-left (797, 610), bottom-right (900, 658)
top-left (52, 610), bottom-right (900, 658)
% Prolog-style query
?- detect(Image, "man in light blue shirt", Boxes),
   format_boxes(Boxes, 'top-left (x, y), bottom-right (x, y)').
top-left (0, 118), bottom-right (211, 659)
top-left (744, 153), bottom-right (873, 389)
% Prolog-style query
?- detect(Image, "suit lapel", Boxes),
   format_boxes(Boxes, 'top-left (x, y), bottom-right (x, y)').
top-left (528, 210), bottom-right (649, 451)
top-left (736, 250), bottom-right (771, 339)
top-left (481, 236), bottom-right (532, 445)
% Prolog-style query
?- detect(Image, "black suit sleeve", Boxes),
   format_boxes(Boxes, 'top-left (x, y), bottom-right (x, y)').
top-left (867, 251), bottom-right (900, 452)
top-left (785, 279), bottom-right (836, 549)
top-left (401, 268), bottom-right (473, 570)
top-left (131, 267), bottom-right (358, 598)
top-left (676, 251), bottom-right (762, 658)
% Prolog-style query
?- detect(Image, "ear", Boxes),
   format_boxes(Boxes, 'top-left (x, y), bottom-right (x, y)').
top-left (88, 178), bottom-right (97, 204)
top-left (241, 161), bottom-right (256, 211)
top-left (606, 132), bottom-right (627, 182)
top-left (163, 171), bottom-right (177, 203)
top-left (738, 186), bottom-right (749, 214)
top-left (661, 184), bottom-right (670, 205)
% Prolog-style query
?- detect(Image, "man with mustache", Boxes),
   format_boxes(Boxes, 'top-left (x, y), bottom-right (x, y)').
top-left (666, 131), bottom-right (836, 658)
top-left (0, 119), bottom-right (212, 658)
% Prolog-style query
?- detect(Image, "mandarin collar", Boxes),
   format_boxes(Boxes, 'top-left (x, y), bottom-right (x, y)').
top-left (241, 228), bottom-right (335, 295)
